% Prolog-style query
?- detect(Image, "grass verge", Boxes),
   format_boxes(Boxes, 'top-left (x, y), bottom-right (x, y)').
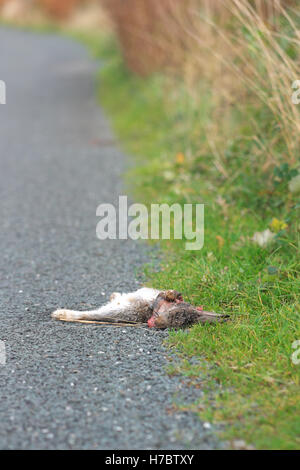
top-left (91, 34), bottom-right (299, 450)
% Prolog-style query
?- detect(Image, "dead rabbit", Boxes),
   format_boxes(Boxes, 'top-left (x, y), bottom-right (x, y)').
top-left (52, 288), bottom-right (229, 328)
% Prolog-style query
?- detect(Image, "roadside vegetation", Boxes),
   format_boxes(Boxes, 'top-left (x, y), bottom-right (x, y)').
top-left (1, 0), bottom-right (299, 450)
top-left (93, 1), bottom-right (300, 450)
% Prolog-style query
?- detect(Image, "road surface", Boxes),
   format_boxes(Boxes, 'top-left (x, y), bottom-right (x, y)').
top-left (0, 27), bottom-right (221, 449)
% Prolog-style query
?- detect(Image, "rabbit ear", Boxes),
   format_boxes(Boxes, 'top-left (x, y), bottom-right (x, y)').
top-left (197, 311), bottom-right (230, 323)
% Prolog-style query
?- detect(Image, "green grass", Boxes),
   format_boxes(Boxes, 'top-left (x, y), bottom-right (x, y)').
top-left (3, 19), bottom-right (298, 449)
top-left (92, 36), bottom-right (300, 450)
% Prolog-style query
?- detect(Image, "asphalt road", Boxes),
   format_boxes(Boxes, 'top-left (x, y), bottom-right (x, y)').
top-left (0, 28), bottom-right (221, 449)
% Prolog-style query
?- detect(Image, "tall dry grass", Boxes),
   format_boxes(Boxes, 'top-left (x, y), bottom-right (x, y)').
top-left (102, 0), bottom-right (300, 168)
top-left (188, 0), bottom-right (300, 168)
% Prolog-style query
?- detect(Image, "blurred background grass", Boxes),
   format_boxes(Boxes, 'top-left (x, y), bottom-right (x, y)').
top-left (3, 1), bottom-right (298, 196)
